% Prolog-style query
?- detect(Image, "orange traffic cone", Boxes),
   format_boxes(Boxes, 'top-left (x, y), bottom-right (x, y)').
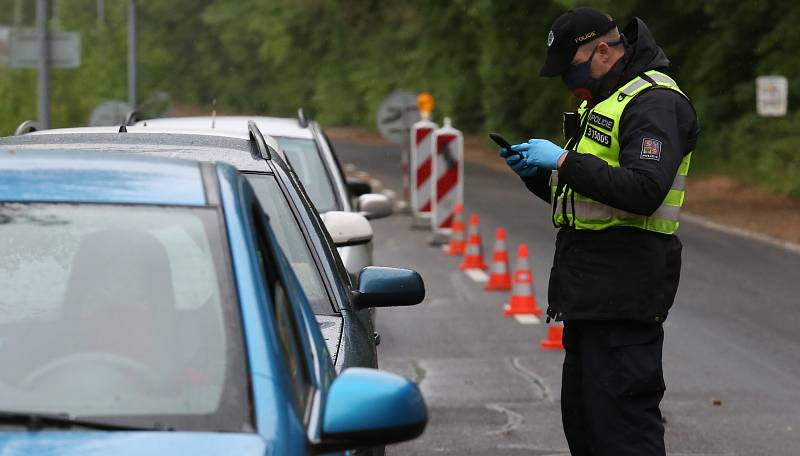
top-left (540, 323), bottom-right (564, 350)
top-left (445, 203), bottom-right (466, 256)
top-left (484, 228), bottom-right (511, 291)
top-left (459, 214), bottom-right (487, 270)
top-left (503, 244), bottom-right (542, 316)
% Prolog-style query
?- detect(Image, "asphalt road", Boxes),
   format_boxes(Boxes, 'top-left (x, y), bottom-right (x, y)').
top-left (331, 138), bottom-right (800, 456)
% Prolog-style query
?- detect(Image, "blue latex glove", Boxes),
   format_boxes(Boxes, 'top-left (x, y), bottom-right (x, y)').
top-left (510, 138), bottom-right (565, 171)
top-left (499, 147), bottom-right (538, 177)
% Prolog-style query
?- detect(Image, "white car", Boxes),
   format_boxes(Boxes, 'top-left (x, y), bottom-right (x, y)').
top-left (135, 114), bottom-right (391, 283)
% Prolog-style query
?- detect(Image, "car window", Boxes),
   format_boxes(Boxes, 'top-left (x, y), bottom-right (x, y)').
top-left (249, 206), bottom-right (313, 418)
top-left (321, 130), bottom-right (349, 190)
top-left (0, 203), bottom-right (251, 432)
top-left (275, 137), bottom-right (340, 212)
top-left (244, 174), bottom-right (334, 314)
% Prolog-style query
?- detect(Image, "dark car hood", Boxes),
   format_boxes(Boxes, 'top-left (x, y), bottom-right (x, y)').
top-left (0, 431), bottom-right (268, 455)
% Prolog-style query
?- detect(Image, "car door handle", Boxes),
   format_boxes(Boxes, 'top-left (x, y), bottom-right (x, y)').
top-left (373, 331), bottom-right (381, 346)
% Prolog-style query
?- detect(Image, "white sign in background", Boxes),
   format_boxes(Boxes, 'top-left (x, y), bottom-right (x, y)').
top-left (9, 27), bottom-right (81, 69)
top-left (376, 90), bottom-right (421, 145)
top-left (756, 75), bottom-right (788, 117)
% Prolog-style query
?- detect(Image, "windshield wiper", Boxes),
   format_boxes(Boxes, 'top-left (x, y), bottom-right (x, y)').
top-left (0, 411), bottom-right (172, 431)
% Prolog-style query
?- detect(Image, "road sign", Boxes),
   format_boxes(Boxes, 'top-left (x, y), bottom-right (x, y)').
top-left (9, 28), bottom-right (80, 69)
top-left (89, 100), bottom-right (131, 127)
top-left (756, 75), bottom-right (788, 117)
top-left (376, 90), bottom-right (421, 144)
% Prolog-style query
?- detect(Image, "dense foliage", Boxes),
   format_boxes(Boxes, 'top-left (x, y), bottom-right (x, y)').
top-left (0, 0), bottom-right (797, 194)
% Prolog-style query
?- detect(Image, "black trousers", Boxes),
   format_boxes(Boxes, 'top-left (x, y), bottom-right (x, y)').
top-left (561, 320), bottom-right (666, 456)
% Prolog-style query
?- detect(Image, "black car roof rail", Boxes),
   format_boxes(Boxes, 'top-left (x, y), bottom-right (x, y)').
top-left (124, 110), bottom-right (145, 126)
top-left (297, 107), bottom-right (308, 128)
top-left (14, 120), bottom-right (40, 136)
top-left (248, 120), bottom-right (271, 160)
top-left (199, 161), bottom-right (221, 207)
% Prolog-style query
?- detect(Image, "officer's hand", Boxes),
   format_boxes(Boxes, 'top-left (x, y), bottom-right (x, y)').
top-left (499, 146), bottom-right (538, 177)
top-left (510, 139), bottom-right (566, 171)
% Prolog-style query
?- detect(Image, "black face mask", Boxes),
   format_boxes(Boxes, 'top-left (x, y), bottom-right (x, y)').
top-left (562, 35), bottom-right (625, 105)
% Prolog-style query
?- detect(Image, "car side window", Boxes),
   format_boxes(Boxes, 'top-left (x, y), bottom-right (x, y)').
top-left (250, 205), bottom-right (313, 418)
top-left (244, 174), bottom-right (334, 314)
top-left (321, 130), bottom-right (348, 186)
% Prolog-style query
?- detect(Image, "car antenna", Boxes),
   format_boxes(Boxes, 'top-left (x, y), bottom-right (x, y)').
top-left (297, 107), bottom-right (308, 128)
top-left (211, 98), bottom-right (217, 129)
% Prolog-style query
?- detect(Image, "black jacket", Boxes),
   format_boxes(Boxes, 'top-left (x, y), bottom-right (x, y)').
top-left (523, 18), bottom-right (699, 323)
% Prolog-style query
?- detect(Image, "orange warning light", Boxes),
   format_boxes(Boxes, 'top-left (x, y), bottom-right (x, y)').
top-left (416, 92), bottom-right (435, 118)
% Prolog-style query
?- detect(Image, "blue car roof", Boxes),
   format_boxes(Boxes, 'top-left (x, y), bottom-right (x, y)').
top-left (0, 149), bottom-right (209, 206)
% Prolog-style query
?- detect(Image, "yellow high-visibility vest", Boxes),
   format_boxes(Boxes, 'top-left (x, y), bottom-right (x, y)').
top-left (551, 70), bottom-right (692, 234)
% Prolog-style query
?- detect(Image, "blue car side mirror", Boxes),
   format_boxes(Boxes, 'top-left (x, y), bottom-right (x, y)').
top-left (314, 368), bottom-right (427, 452)
top-left (353, 266), bottom-right (425, 310)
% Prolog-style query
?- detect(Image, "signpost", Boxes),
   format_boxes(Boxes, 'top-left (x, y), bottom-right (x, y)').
top-left (756, 75), bottom-right (788, 117)
top-left (36, 0), bottom-right (50, 129)
top-left (9, 1), bottom-right (81, 129)
top-left (376, 91), bottom-right (422, 212)
top-left (128, 0), bottom-right (137, 110)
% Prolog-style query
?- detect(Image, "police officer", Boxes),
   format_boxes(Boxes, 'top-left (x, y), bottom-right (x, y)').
top-left (499, 7), bottom-right (698, 456)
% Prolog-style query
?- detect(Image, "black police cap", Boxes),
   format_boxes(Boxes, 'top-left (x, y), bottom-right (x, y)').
top-left (539, 7), bottom-right (617, 77)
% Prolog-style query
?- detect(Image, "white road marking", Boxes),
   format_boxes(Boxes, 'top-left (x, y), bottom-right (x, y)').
top-left (513, 314), bottom-right (541, 325)
top-left (464, 268), bottom-right (489, 283)
top-left (485, 403), bottom-right (524, 436)
top-left (682, 213), bottom-right (800, 255)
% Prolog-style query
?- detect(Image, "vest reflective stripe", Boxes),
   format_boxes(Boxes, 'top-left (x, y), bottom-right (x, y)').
top-left (561, 198), bottom-right (683, 222)
top-left (551, 70), bottom-right (693, 234)
top-left (552, 171), bottom-right (686, 192)
top-left (620, 72), bottom-right (677, 97)
top-left (672, 174), bottom-right (686, 191)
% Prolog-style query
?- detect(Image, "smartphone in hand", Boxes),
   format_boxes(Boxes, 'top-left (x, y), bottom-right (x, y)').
top-left (489, 133), bottom-right (523, 158)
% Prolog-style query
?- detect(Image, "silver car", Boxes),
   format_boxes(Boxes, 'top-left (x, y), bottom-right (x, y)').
top-left (135, 115), bottom-right (391, 282)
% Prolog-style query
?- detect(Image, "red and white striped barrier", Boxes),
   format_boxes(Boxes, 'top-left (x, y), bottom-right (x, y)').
top-left (431, 117), bottom-right (464, 243)
top-left (410, 118), bottom-right (439, 226)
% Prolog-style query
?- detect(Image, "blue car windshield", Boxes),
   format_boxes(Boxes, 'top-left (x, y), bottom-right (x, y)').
top-left (0, 203), bottom-right (252, 432)
top-left (275, 137), bottom-right (340, 213)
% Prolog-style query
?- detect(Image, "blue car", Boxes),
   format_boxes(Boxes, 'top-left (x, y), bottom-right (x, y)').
top-left (0, 150), bottom-right (427, 454)
top-left (2, 125), bottom-right (415, 375)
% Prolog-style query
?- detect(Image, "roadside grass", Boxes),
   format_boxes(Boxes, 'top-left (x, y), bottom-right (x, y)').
top-left (694, 113), bottom-right (800, 198)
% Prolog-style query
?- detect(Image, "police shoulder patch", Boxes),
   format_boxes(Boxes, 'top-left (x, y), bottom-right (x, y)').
top-left (584, 125), bottom-right (611, 147)
top-left (640, 138), bottom-right (662, 161)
